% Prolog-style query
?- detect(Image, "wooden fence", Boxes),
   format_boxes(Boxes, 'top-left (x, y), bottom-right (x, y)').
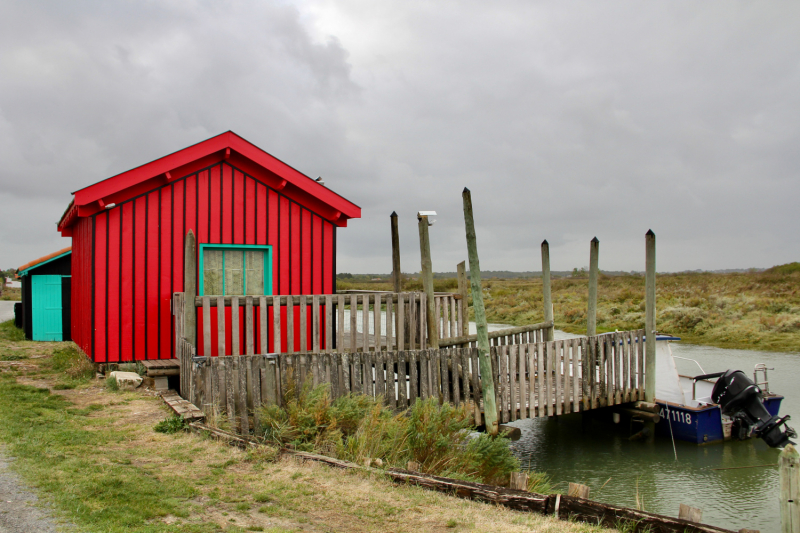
top-left (186, 291), bottom-right (470, 357)
top-left (175, 303), bottom-right (645, 433)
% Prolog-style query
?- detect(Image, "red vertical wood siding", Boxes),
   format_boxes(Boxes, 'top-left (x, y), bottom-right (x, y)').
top-left (94, 212), bottom-right (108, 362)
top-left (70, 217), bottom-right (93, 358)
top-left (71, 160), bottom-right (337, 362)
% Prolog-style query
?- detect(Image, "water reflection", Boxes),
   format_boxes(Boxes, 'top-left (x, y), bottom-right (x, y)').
top-left (505, 330), bottom-right (798, 533)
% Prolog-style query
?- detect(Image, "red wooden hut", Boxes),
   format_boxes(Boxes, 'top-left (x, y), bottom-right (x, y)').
top-left (58, 131), bottom-right (361, 362)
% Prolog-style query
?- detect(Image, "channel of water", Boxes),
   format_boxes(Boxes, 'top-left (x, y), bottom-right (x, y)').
top-left (505, 330), bottom-right (799, 533)
top-left (344, 309), bottom-right (794, 531)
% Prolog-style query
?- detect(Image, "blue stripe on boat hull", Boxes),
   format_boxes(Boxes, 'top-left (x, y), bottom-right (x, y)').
top-left (655, 396), bottom-right (783, 445)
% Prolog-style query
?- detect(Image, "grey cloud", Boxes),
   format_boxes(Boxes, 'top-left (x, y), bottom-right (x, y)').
top-left (1, 1), bottom-right (798, 273)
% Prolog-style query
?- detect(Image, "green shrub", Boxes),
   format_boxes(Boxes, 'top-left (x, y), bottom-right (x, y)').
top-left (154, 415), bottom-right (187, 434)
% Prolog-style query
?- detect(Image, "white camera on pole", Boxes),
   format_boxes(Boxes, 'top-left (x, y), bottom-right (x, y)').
top-left (417, 211), bottom-right (437, 226)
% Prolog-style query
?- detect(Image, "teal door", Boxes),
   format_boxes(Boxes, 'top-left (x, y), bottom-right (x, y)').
top-left (31, 275), bottom-right (63, 341)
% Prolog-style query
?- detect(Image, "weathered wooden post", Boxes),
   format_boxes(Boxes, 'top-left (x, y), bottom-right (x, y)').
top-left (419, 212), bottom-right (441, 401)
top-left (457, 261), bottom-right (469, 343)
top-left (418, 213), bottom-right (438, 350)
top-left (678, 503), bottom-right (703, 523)
top-left (541, 240), bottom-right (554, 342)
top-left (509, 472), bottom-right (529, 491)
top-left (587, 237), bottom-right (599, 337)
top-left (391, 211), bottom-right (401, 293)
top-left (781, 443), bottom-right (800, 533)
top-left (645, 230), bottom-right (656, 405)
top-left (462, 188), bottom-right (499, 436)
top-left (184, 229), bottom-right (197, 347)
top-left (568, 483), bottom-right (590, 499)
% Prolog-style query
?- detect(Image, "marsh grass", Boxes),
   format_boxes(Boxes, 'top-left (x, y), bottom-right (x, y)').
top-left (257, 382), bottom-right (522, 486)
top-left (0, 286), bottom-right (20, 301)
top-left (341, 267), bottom-right (800, 352)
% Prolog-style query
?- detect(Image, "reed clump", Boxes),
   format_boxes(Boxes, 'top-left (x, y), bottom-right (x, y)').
top-left (257, 383), bottom-right (523, 486)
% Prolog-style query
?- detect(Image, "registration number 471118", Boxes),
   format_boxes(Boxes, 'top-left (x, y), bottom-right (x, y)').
top-left (659, 408), bottom-right (692, 425)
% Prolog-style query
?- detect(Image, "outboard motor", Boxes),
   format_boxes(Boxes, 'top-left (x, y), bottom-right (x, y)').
top-left (711, 369), bottom-right (796, 448)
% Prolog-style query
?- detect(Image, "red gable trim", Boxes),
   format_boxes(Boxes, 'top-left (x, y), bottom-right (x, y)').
top-left (60, 131), bottom-right (360, 230)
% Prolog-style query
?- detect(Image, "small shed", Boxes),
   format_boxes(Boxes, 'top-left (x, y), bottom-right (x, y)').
top-left (17, 247), bottom-right (72, 341)
top-left (57, 131), bottom-right (360, 363)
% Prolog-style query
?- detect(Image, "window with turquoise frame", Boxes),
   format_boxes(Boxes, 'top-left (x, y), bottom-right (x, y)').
top-left (199, 244), bottom-right (273, 296)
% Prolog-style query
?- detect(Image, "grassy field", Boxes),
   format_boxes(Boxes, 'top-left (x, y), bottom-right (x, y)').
top-left (340, 264), bottom-right (800, 353)
top-left (0, 320), bottom-right (610, 533)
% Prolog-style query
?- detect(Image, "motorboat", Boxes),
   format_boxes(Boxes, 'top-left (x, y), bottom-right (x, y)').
top-left (653, 336), bottom-right (794, 447)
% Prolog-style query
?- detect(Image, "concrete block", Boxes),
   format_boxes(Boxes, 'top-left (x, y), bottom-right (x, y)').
top-left (108, 371), bottom-right (143, 390)
top-left (153, 376), bottom-right (169, 391)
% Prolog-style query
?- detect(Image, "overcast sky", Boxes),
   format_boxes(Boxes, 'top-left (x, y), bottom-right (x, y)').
top-left (1, 1), bottom-right (798, 274)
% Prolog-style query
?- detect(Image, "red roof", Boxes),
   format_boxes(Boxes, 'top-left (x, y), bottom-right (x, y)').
top-left (58, 131), bottom-right (360, 233)
top-left (18, 246), bottom-right (72, 273)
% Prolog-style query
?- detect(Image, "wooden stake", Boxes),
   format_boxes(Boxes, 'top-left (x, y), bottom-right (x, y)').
top-left (781, 443), bottom-right (800, 533)
top-left (678, 503), bottom-right (702, 523)
top-left (587, 237), bottom-right (599, 337)
top-left (457, 261), bottom-right (469, 344)
top-left (645, 230), bottom-right (656, 404)
top-left (541, 240), bottom-right (554, 342)
top-left (509, 472), bottom-right (529, 491)
top-left (418, 214), bottom-right (438, 350)
top-left (462, 187), bottom-right (498, 436)
top-left (391, 211), bottom-right (402, 293)
top-left (184, 230), bottom-right (197, 347)
top-left (568, 483), bottom-right (590, 499)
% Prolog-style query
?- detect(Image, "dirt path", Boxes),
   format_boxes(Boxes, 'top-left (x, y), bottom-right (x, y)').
top-left (0, 453), bottom-right (62, 533)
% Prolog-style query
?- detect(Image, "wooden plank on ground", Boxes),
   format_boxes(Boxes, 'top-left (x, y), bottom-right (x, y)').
top-left (160, 390), bottom-right (205, 420)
